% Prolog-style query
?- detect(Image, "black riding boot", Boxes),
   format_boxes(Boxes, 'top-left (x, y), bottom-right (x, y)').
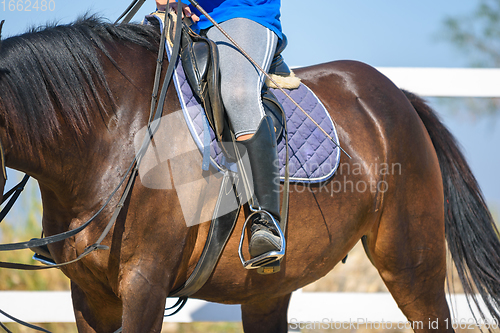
top-left (238, 115), bottom-right (282, 258)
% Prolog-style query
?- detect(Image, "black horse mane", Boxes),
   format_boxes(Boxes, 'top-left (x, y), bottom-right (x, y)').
top-left (0, 16), bottom-right (160, 150)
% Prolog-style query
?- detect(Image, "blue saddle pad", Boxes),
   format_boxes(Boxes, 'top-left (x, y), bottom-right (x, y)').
top-left (146, 15), bottom-right (340, 183)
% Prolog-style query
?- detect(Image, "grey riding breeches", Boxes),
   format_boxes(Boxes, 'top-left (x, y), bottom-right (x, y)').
top-left (205, 18), bottom-right (278, 138)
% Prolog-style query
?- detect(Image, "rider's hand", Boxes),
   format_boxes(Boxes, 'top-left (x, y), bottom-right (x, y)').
top-left (155, 0), bottom-right (200, 22)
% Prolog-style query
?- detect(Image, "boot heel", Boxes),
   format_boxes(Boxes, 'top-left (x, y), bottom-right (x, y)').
top-left (257, 260), bottom-right (281, 275)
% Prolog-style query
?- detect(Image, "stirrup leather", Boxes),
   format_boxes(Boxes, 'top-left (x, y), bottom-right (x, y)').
top-left (238, 209), bottom-right (285, 269)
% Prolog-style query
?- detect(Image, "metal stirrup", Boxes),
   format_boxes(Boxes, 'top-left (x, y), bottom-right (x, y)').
top-left (238, 208), bottom-right (285, 269)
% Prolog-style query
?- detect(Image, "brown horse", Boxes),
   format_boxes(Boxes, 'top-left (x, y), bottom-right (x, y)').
top-left (1, 17), bottom-right (499, 333)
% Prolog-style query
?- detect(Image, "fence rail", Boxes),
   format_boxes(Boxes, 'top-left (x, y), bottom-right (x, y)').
top-left (377, 67), bottom-right (500, 97)
top-left (0, 291), bottom-right (491, 324)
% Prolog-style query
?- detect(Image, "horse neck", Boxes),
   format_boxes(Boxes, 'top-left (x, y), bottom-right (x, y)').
top-left (2, 67), bottom-right (152, 207)
top-left (2, 107), bottom-right (114, 199)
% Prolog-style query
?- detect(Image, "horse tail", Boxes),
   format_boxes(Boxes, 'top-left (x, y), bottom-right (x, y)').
top-left (402, 89), bottom-right (500, 321)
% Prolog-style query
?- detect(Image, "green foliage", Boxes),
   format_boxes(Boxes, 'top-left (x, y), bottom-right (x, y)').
top-left (0, 176), bottom-right (70, 291)
top-left (173, 323), bottom-right (243, 333)
top-left (2, 323), bottom-right (77, 333)
top-left (0, 175), bottom-right (72, 331)
top-left (439, 0), bottom-right (500, 118)
top-left (441, 0), bottom-right (500, 67)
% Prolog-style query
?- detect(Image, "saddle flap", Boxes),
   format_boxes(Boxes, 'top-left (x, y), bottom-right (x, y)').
top-left (180, 24), bottom-right (225, 144)
top-left (181, 27), bottom-right (211, 91)
top-left (192, 43), bottom-right (210, 80)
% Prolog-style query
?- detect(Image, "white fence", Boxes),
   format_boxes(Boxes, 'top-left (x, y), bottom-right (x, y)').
top-left (1, 68), bottom-right (499, 325)
top-left (378, 67), bottom-right (500, 97)
top-left (0, 291), bottom-right (492, 324)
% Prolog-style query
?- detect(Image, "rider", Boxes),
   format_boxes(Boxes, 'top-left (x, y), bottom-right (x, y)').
top-left (155, 0), bottom-right (283, 262)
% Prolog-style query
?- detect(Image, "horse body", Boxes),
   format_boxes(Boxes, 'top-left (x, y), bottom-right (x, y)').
top-left (0, 19), bottom-right (498, 332)
top-left (189, 61), bottom-right (450, 331)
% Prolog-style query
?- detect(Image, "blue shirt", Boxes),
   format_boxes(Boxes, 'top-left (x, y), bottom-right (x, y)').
top-left (189, 0), bottom-right (282, 39)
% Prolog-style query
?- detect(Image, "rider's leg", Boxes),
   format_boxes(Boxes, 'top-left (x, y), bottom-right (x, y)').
top-left (239, 115), bottom-right (281, 257)
top-left (206, 18), bottom-right (281, 258)
top-left (206, 18), bottom-right (278, 139)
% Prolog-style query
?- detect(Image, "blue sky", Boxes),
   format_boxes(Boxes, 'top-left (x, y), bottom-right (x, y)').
top-left (0, 0), bottom-right (478, 68)
top-left (1, 0), bottom-right (499, 214)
